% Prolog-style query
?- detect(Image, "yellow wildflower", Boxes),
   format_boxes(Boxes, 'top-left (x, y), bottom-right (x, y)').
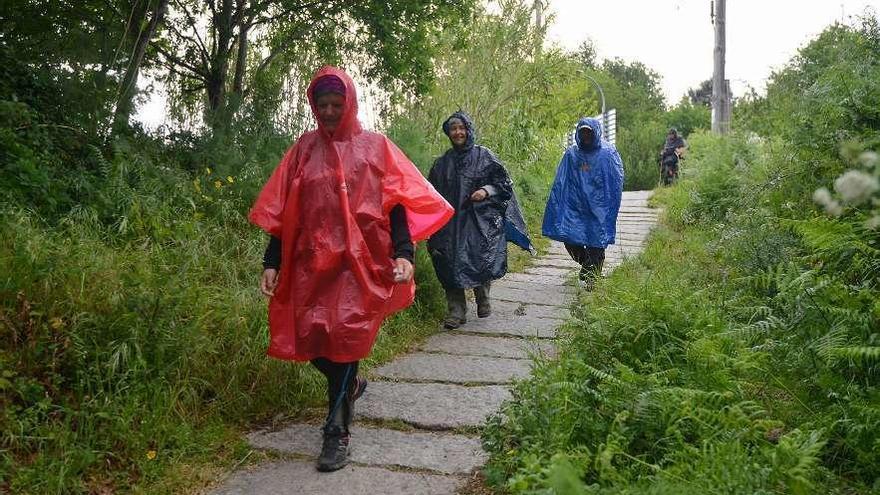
top-left (146, 450), bottom-right (157, 460)
top-left (214, 180), bottom-right (222, 189)
top-left (226, 176), bottom-right (234, 183)
top-left (206, 167), bottom-right (212, 175)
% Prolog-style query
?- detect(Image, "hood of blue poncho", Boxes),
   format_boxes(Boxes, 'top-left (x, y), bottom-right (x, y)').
top-left (575, 117), bottom-right (603, 151)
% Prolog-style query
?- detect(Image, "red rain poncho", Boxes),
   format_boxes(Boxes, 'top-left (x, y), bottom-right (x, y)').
top-left (249, 66), bottom-right (453, 362)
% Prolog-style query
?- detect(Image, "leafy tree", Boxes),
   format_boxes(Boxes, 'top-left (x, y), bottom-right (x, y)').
top-left (151, 0), bottom-right (473, 133)
top-left (687, 79), bottom-right (712, 106)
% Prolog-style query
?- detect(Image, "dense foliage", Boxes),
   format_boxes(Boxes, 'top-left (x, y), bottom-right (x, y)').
top-left (483, 15), bottom-right (880, 494)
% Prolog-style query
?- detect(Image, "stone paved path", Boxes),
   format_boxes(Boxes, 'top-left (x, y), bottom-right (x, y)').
top-left (210, 191), bottom-right (655, 495)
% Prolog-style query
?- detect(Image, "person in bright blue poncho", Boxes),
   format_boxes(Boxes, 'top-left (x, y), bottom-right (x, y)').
top-left (542, 117), bottom-right (624, 289)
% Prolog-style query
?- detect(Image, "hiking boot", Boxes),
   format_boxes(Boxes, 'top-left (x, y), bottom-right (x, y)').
top-left (477, 302), bottom-right (491, 318)
top-left (316, 425), bottom-right (350, 472)
top-left (474, 284), bottom-right (491, 318)
top-left (443, 288), bottom-right (468, 329)
top-left (578, 269), bottom-right (597, 291)
top-left (443, 316), bottom-right (467, 329)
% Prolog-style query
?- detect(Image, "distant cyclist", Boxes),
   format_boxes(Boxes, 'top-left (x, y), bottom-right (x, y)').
top-left (659, 128), bottom-right (687, 185)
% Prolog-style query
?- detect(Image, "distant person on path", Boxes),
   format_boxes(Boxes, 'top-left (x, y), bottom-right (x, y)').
top-left (250, 66), bottom-right (453, 472)
top-left (659, 127), bottom-right (687, 185)
top-left (427, 111), bottom-right (533, 329)
top-left (542, 117), bottom-right (624, 290)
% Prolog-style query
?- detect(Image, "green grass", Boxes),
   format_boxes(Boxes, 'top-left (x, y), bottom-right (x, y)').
top-left (482, 127), bottom-right (880, 493)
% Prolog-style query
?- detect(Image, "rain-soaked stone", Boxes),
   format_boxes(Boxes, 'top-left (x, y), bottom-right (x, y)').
top-left (210, 460), bottom-right (464, 495)
top-left (524, 266), bottom-right (573, 277)
top-left (462, 299), bottom-right (570, 320)
top-left (453, 313), bottom-right (559, 339)
top-left (532, 257), bottom-right (581, 270)
top-left (372, 352), bottom-right (531, 384)
top-left (420, 333), bottom-right (555, 359)
top-left (500, 272), bottom-right (573, 287)
top-left (358, 381), bottom-right (510, 430)
top-left (247, 424), bottom-right (485, 474)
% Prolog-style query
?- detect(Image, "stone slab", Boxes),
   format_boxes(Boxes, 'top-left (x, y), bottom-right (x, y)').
top-left (247, 424), bottom-right (485, 475)
top-left (491, 285), bottom-right (568, 306)
top-left (463, 299), bottom-right (569, 320)
top-left (623, 190), bottom-right (653, 200)
top-left (615, 227), bottom-right (654, 235)
top-left (373, 352), bottom-right (531, 384)
top-left (420, 333), bottom-right (555, 359)
top-left (454, 313), bottom-right (559, 339)
top-left (493, 280), bottom-right (575, 296)
top-left (524, 266), bottom-right (574, 277)
top-left (532, 258), bottom-right (582, 270)
top-left (617, 206), bottom-right (657, 215)
top-left (210, 460), bottom-right (463, 495)
top-left (499, 272), bottom-right (573, 287)
top-left (358, 382), bottom-right (510, 429)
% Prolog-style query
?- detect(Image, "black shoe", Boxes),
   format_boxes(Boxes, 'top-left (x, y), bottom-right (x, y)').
top-left (316, 426), bottom-right (350, 472)
top-left (477, 302), bottom-right (491, 318)
top-left (443, 316), bottom-right (467, 329)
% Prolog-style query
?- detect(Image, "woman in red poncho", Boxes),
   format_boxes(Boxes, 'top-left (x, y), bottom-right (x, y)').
top-left (249, 66), bottom-right (453, 472)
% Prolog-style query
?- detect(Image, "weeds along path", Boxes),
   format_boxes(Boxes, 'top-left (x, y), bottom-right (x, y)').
top-left (209, 191), bottom-right (657, 494)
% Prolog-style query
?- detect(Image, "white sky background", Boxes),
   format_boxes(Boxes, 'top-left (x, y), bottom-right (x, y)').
top-left (543, 0), bottom-right (880, 105)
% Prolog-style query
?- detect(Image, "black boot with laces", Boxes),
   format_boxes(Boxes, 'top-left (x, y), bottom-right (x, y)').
top-left (316, 424), bottom-right (350, 472)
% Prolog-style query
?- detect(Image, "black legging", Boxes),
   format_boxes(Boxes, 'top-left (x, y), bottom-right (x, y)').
top-left (564, 243), bottom-right (605, 281)
top-left (311, 358), bottom-right (359, 407)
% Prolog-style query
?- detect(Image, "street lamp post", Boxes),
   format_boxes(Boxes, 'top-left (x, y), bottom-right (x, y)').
top-left (584, 73), bottom-right (606, 117)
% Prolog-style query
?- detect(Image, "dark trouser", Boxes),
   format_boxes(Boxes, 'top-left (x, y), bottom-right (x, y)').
top-left (445, 282), bottom-right (491, 321)
top-left (564, 243), bottom-right (605, 283)
top-left (311, 358), bottom-right (359, 429)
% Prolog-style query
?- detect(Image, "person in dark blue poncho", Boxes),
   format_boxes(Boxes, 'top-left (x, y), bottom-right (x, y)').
top-left (542, 117), bottom-right (624, 289)
top-left (428, 111), bottom-right (534, 329)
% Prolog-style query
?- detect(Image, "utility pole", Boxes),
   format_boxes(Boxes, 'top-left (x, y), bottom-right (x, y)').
top-left (711, 0), bottom-right (730, 134)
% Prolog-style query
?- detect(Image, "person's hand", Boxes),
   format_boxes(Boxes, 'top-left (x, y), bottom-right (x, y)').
top-left (261, 268), bottom-right (279, 297)
top-left (392, 258), bottom-right (414, 283)
top-left (470, 188), bottom-right (488, 202)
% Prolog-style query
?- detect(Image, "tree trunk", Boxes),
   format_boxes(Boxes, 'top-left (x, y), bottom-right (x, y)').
top-left (112, 0), bottom-right (169, 134)
top-left (206, 0), bottom-right (235, 133)
top-left (232, 0), bottom-right (249, 97)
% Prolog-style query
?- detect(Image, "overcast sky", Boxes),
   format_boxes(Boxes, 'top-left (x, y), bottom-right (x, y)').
top-left (543, 0), bottom-right (880, 104)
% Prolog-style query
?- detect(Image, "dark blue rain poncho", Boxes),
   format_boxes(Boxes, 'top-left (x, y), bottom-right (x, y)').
top-left (427, 111), bottom-right (534, 289)
top-left (542, 117), bottom-right (624, 248)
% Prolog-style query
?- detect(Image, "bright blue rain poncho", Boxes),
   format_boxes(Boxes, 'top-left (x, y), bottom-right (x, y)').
top-left (542, 117), bottom-right (624, 248)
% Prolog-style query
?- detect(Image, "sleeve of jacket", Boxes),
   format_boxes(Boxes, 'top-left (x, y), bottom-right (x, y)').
top-left (484, 149), bottom-right (514, 202)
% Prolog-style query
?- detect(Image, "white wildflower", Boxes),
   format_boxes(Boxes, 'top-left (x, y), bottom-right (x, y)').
top-left (858, 151), bottom-right (878, 168)
top-left (824, 200), bottom-right (844, 217)
top-left (812, 187), bottom-right (833, 206)
top-left (833, 170), bottom-right (879, 205)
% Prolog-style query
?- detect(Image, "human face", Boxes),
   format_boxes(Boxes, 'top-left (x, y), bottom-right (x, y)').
top-left (315, 93), bottom-right (345, 132)
top-left (447, 120), bottom-right (468, 147)
top-left (578, 127), bottom-right (594, 145)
